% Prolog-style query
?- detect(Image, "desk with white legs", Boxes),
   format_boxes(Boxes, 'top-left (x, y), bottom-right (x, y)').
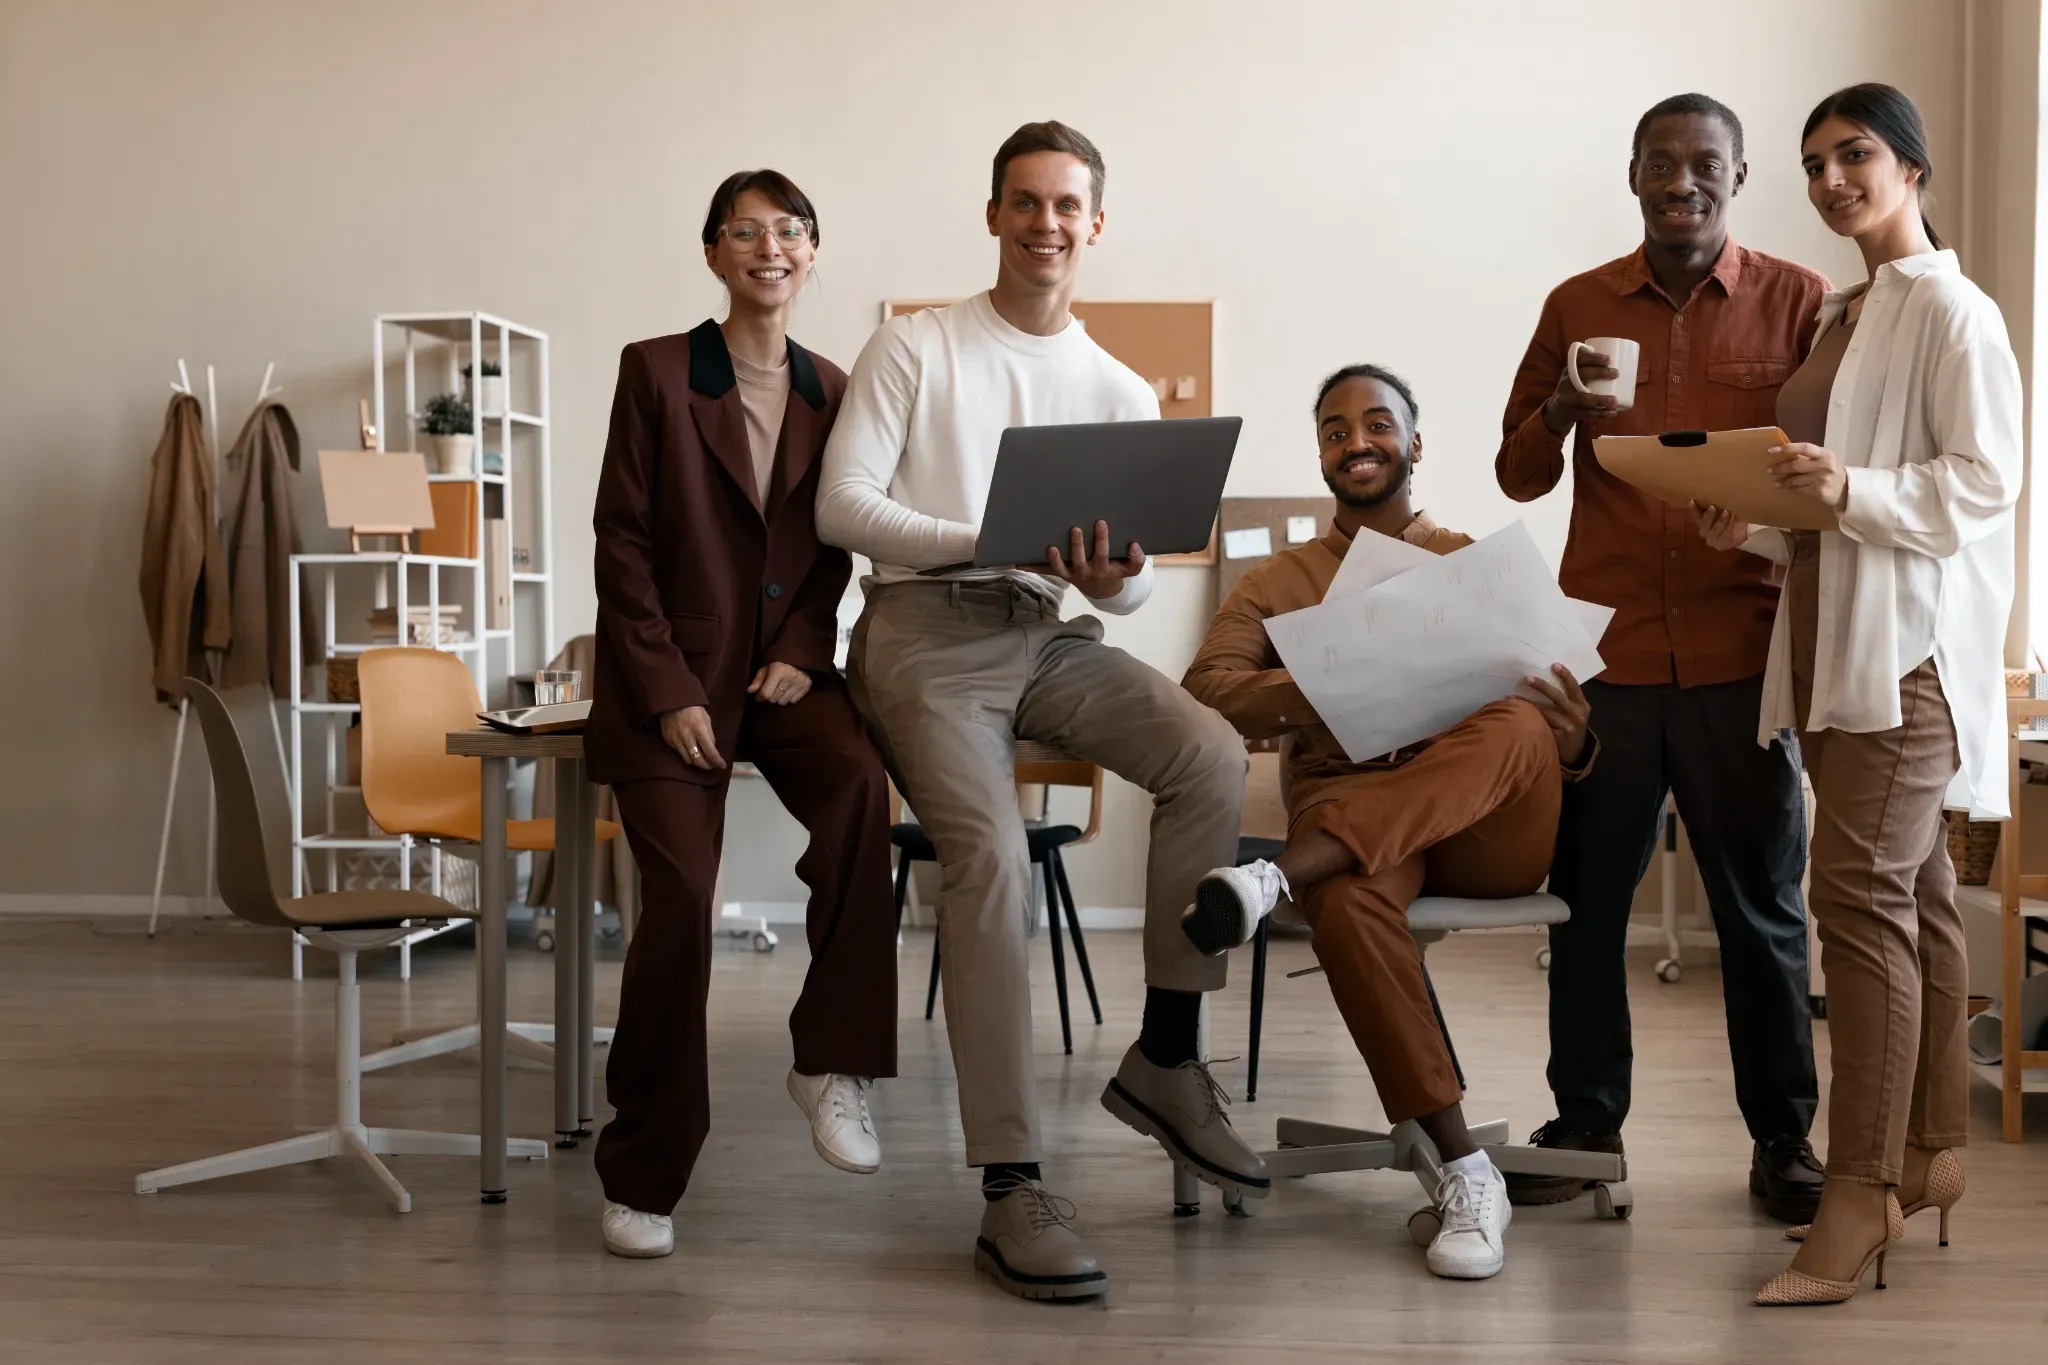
top-left (446, 727), bottom-right (602, 1202)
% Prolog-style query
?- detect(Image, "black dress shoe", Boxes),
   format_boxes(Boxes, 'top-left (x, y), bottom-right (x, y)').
top-left (1750, 1134), bottom-right (1824, 1222)
top-left (1504, 1120), bottom-right (1626, 1206)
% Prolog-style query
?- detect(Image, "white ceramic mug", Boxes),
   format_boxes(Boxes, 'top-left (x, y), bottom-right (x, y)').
top-left (1567, 337), bottom-right (1641, 410)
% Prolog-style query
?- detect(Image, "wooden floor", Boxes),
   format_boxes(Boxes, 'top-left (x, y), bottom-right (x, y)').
top-left (2, 916), bottom-right (2043, 1363)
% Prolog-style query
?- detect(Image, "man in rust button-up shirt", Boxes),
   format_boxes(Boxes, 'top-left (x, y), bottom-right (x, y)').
top-left (1494, 93), bottom-right (1822, 1222)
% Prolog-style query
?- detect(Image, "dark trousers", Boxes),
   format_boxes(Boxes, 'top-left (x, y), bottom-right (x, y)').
top-left (1545, 674), bottom-right (1817, 1142)
top-left (594, 677), bottom-right (898, 1215)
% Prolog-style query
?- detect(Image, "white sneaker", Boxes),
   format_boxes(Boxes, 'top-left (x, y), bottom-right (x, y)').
top-left (602, 1201), bottom-right (674, 1258)
top-left (1180, 859), bottom-right (1290, 956)
top-left (787, 1069), bottom-right (881, 1174)
top-left (1426, 1163), bottom-right (1510, 1280)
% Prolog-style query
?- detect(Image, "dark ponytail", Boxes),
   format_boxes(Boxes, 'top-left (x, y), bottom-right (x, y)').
top-left (1802, 83), bottom-right (1944, 250)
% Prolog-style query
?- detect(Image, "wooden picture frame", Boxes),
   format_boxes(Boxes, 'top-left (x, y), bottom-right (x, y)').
top-left (880, 298), bottom-right (1220, 565)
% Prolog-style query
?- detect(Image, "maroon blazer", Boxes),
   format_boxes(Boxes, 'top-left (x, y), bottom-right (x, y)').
top-left (587, 320), bottom-right (849, 787)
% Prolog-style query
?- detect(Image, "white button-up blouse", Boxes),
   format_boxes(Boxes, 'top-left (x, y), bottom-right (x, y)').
top-left (1748, 249), bottom-right (2022, 819)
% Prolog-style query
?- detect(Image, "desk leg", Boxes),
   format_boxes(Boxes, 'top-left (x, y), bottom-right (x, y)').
top-left (575, 760), bottom-right (598, 1134)
top-left (553, 757), bottom-right (583, 1147)
top-left (2004, 727), bottom-right (2024, 1142)
top-left (479, 755), bottom-right (510, 1204)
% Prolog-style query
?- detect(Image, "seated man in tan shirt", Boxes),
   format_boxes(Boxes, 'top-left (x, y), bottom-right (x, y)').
top-left (1180, 364), bottom-right (1598, 1282)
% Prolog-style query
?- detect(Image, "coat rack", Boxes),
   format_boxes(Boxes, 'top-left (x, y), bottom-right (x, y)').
top-left (148, 359), bottom-right (288, 936)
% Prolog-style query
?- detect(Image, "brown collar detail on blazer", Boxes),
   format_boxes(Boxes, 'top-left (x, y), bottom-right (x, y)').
top-left (685, 318), bottom-right (829, 521)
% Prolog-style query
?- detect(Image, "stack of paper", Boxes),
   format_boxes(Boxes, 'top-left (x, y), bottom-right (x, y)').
top-left (1263, 521), bottom-right (1612, 762)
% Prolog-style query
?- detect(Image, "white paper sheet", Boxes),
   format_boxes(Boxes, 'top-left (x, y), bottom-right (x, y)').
top-left (1286, 515), bottom-right (1318, 544)
top-left (1323, 527), bottom-right (1436, 600)
top-left (1222, 526), bottom-right (1272, 560)
top-left (1265, 521), bottom-right (1610, 762)
top-left (1572, 599), bottom-right (1614, 645)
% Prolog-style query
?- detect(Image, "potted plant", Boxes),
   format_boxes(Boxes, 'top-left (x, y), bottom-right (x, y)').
top-left (421, 392), bottom-right (475, 475)
top-left (469, 358), bottom-right (508, 419)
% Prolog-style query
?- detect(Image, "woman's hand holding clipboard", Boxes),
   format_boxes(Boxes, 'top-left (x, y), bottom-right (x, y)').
top-left (1592, 426), bottom-right (1840, 532)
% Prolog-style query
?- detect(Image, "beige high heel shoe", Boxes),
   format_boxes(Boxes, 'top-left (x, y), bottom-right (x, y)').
top-left (1755, 1193), bottom-right (1906, 1307)
top-left (1786, 1149), bottom-right (1964, 1247)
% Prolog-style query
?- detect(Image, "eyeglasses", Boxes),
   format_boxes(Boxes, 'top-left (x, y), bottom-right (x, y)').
top-left (718, 217), bottom-right (813, 248)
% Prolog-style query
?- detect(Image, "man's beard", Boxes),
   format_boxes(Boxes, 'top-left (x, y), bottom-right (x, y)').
top-left (1325, 452), bottom-right (1412, 509)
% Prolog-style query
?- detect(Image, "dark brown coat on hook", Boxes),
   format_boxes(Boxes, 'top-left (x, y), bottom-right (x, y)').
top-left (139, 392), bottom-right (230, 705)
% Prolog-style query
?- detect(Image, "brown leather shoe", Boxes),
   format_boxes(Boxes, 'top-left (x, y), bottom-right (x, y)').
top-left (1503, 1120), bottom-right (1626, 1206)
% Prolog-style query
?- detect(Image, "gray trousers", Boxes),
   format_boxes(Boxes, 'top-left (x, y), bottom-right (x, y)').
top-left (848, 580), bottom-right (1246, 1164)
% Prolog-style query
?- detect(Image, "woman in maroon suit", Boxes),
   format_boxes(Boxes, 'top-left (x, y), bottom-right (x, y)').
top-left (586, 170), bottom-right (897, 1258)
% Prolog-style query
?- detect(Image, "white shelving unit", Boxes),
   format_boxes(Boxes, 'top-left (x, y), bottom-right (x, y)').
top-left (285, 312), bottom-right (553, 980)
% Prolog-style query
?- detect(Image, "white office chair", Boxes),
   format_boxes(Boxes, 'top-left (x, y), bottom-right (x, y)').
top-left (1178, 891), bottom-right (1633, 1242)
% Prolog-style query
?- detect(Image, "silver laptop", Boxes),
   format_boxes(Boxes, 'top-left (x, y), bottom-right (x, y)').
top-left (928, 416), bottom-right (1241, 571)
top-left (478, 700), bottom-right (590, 734)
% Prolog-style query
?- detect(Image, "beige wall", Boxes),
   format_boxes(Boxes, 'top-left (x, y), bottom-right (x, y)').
top-left (0, 0), bottom-right (2017, 911)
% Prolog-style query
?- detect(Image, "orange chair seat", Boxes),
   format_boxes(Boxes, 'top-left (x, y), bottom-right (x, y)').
top-left (507, 817), bottom-right (621, 852)
top-left (397, 816), bottom-right (622, 851)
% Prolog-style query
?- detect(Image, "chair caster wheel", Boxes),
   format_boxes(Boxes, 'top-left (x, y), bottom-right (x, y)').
top-left (1593, 1181), bottom-right (1633, 1220)
top-left (1408, 1207), bottom-right (1443, 1247)
top-left (534, 919), bottom-right (556, 953)
top-left (554, 1136), bottom-right (579, 1150)
top-left (1655, 959), bottom-right (1681, 984)
top-left (753, 931), bottom-right (776, 953)
top-left (1222, 1190), bottom-right (1253, 1217)
top-left (1173, 1202), bottom-right (1200, 1218)
top-left (1534, 947), bottom-right (1552, 971)
top-left (481, 1191), bottom-right (508, 1205)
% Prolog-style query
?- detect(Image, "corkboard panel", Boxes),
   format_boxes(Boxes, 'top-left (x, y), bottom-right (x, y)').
top-left (1217, 495), bottom-right (1335, 604)
top-left (882, 299), bottom-right (1218, 564)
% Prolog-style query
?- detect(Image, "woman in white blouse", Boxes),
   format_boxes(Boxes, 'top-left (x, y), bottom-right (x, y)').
top-left (1696, 83), bottom-right (2022, 1307)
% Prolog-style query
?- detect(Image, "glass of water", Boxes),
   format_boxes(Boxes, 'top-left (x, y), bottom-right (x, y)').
top-left (534, 669), bottom-right (582, 705)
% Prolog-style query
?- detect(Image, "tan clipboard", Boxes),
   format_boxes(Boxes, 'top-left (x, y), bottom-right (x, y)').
top-left (1593, 426), bottom-right (1839, 532)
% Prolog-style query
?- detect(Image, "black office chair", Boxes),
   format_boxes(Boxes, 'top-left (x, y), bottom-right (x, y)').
top-left (895, 741), bottom-right (1103, 1054)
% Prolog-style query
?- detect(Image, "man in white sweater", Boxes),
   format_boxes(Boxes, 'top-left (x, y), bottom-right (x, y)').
top-left (817, 121), bottom-right (1258, 1301)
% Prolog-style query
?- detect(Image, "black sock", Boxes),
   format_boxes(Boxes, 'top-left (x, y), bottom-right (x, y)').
top-left (981, 1161), bottom-right (1042, 1199)
top-left (1138, 986), bottom-right (1202, 1068)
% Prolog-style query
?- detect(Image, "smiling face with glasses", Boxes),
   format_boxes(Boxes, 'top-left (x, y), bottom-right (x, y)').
top-left (703, 186), bottom-right (817, 316)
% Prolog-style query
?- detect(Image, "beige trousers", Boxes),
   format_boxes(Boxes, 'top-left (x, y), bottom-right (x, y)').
top-left (1789, 534), bottom-right (1970, 1184)
top-left (848, 580), bottom-right (1246, 1164)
